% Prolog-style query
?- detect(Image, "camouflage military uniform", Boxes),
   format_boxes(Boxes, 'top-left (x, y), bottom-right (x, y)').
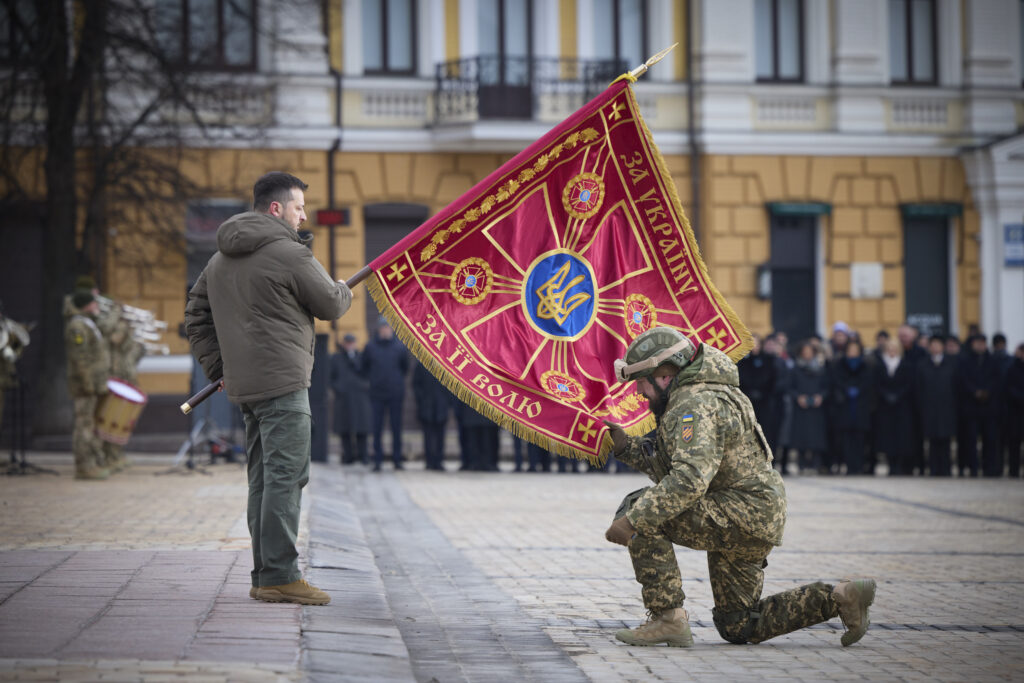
top-left (615, 342), bottom-right (840, 644)
top-left (102, 316), bottom-right (145, 471)
top-left (65, 312), bottom-right (111, 478)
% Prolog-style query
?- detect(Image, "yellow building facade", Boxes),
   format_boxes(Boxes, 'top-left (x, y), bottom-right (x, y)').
top-left (77, 0), bottom-right (1021, 402)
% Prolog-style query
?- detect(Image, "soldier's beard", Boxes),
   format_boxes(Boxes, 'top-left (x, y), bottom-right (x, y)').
top-left (648, 385), bottom-right (670, 419)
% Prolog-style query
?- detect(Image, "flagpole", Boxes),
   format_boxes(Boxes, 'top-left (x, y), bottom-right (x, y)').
top-left (180, 266), bottom-right (373, 414)
top-left (613, 43), bottom-right (679, 84)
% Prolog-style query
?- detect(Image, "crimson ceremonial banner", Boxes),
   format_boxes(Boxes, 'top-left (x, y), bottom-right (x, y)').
top-left (367, 80), bottom-right (751, 464)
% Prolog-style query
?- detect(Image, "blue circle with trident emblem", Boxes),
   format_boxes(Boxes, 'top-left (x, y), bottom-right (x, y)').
top-left (523, 251), bottom-right (596, 339)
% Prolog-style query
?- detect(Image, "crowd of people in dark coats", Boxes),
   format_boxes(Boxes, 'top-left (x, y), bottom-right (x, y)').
top-left (737, 322), bottom-right (1024, 477)
top-left (332, 319), bottom-right (1023, 477)
top-left (329, 319), bottom-right (634, 473)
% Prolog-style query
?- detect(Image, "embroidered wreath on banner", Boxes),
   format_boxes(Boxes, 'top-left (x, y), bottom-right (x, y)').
top-left (624, 293), bottom-right (658, 338)
top-left (562, 172), bottom-right (605, 220)
top-left (449, 257), bottom-right (494, 305)
top-left (540, 370), bottom-right (587, 404)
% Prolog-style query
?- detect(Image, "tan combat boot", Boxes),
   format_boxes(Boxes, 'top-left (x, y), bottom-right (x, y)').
top-left (616, 607), bottom-right (693, 647)
top-left (833, 578), bottom-right (876, 646)
top-left (256, 579), bottom-right (330, 605)
top-left (75, 465), bottom-right (110, 480)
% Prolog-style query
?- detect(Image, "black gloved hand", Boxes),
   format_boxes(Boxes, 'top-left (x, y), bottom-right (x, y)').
top-left (603, 420), bottom-right (628, 455)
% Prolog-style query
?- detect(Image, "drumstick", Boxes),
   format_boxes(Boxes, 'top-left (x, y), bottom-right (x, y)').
top-left (180, 267), bottom-right (372, 415)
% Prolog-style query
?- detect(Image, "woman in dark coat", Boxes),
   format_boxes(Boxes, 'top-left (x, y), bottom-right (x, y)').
top-left (329, 334), bottom-right (372, 464)
top-left (916, 335), bottom-right (958, 476)
top-left (785, 341), bottom-right (829, 475)
top-left (412, 363), bottom-right (451, 470)
top-left (830, 339), bottom-right (876, 475)
top-left (872, 338), bottom-right (916, 475)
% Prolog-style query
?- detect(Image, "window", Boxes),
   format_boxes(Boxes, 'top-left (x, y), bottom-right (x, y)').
top-left (0, 1), bottom-right (35, 64)
top-left (889, 0), bottom-right (936, 85)
top-left (1020, 0), bottom-right (1024, 87)
top-left (593, 0), bottom-right (647, 69)
top-left (755, 0), bottom-right (803, 82)
top-left (477, 0), bottom-right (532, 85)
top-left (362, 0), bottom-right (416, 75)
top-left (156, 0), bottom-right (257, 71)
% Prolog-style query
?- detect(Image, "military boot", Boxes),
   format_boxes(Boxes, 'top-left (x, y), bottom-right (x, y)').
top-left (833, 578), bottom-right (876, 646)
top-left (616, 608), bottom-right (693, 647)
top-left (75, 465), bottom-right (110, 480)
top-left (256, 579), bottom-right (330, 605)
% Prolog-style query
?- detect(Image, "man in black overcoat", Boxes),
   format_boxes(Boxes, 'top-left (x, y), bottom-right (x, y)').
top-left (329, 333), bottom-right (372, 465)
top-left (413, 363), bottom-right (451, 470)
top-left (363, 320), bottom-right (410, 471)
top-left (956, 334), bottom-right (1000, 477)
top-left (916, 335), bottom-right (958, 476)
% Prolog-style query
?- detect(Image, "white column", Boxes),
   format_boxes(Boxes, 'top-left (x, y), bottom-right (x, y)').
top-left (937, 0), bottom-right (962, 87)
top-left (804, 0), bottom-right (831, 85)
top-left (460, 0), bottom-right (478, 57)
top-left (832, 0), bottom-right (887, 133)
top-left (963, 0), bottom-right (1021, 135)
top-left (964, 0), bottom-right (1020, 87)
top-left (577, 0), bottom-right (596, 59)
top-left (419, 0), bottom-right (447, 77)
top-left (343, 0), bottom-right (364, 76)
top-left (533, 0), bottom-right (560, 58)
top-left (698, 0), bottom-right (754, 82)
top-left (963, 135), bottom-right (1024, 346)
top-left (647, 0), bottom-right (674, 82)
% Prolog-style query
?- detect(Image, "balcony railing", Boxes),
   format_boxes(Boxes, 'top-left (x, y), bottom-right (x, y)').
top-left (435, 56), bottom-right (628, 124)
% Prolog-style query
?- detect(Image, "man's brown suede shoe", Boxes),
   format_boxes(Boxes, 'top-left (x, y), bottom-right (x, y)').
top-left (256, 579), bottom-right (330, 605)
top-left (249, 587), bottom-right (257, 599)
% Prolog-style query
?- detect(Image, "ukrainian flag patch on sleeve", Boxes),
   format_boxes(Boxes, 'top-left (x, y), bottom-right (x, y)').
top-left (682, 414), bottom-right (694, 423)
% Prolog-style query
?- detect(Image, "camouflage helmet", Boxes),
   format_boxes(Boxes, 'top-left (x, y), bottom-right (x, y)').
top-left (614, 327), bottom-right (696, 382)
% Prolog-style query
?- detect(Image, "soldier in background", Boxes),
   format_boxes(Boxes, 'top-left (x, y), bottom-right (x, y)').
top-left (101, 313), bottom-right (146, 472)
top-left (603, 327), bottom-right (875, 648)
top-left (65, 290), bottom-right (110, 480)
top-left (329, 333), bottom-right (371, 465)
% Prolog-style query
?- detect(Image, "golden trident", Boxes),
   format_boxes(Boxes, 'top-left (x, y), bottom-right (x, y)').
top-left (535, 261), bottom-right (591, 325)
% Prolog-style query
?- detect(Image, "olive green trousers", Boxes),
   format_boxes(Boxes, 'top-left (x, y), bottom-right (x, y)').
top-left (241, 389), bottom-right (311, 588)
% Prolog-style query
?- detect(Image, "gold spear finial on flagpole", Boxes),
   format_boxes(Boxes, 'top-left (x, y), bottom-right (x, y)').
top-left (630, 42), bottom-right (679, 79)
top-left (612, 43), bottom-right (679, 84)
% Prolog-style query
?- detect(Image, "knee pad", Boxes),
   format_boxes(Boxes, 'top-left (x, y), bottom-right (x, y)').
top-left (712, 606), bottom-right (761, 644)
top-left (614, 487), bottom-right (649, 521)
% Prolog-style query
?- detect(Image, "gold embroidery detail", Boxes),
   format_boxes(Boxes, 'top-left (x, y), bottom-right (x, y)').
top-left (562, 172), bottom-right (605, 220)
top-left (419, 128), bottom-right (600, 262)
top-left (449, 257), bottom-right (494, 305)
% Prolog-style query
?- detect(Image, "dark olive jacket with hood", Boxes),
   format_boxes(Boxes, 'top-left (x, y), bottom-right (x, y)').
top-left (185, 212), bottom-right (352, 404)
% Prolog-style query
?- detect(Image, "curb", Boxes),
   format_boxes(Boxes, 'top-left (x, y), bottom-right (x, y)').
top-left (301, 466), bottom-right (415, 683)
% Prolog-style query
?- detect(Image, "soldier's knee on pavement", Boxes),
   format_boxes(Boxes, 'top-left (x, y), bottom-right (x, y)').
top-left (712, 606), bottom-right (761, 644)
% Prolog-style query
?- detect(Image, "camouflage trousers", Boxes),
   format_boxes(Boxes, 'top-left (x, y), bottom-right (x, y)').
top-left (72, 396), bottom-right (107, 473)
top-left (618, 488), bottom-right (839, 644)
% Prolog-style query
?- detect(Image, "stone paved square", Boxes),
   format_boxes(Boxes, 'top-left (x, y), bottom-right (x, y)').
top-left (392, 469), bottom-right (1024, 682)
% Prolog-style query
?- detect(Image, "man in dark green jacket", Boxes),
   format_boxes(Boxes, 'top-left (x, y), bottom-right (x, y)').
top-left (186, 172), bottom-right (351, 605)
top-left (604, 327), bottom-right (875, 647)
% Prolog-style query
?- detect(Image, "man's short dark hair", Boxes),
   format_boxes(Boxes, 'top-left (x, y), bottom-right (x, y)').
top-left (253, 172), bottom-right (308, 213)
top-left (992, 333), bottom-right (1007, 346)
top-left (928, 334), bottom-right (945, 344)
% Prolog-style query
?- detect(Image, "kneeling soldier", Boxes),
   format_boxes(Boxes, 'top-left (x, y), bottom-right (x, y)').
top-left (604, 327), bottom-right (875, 648)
